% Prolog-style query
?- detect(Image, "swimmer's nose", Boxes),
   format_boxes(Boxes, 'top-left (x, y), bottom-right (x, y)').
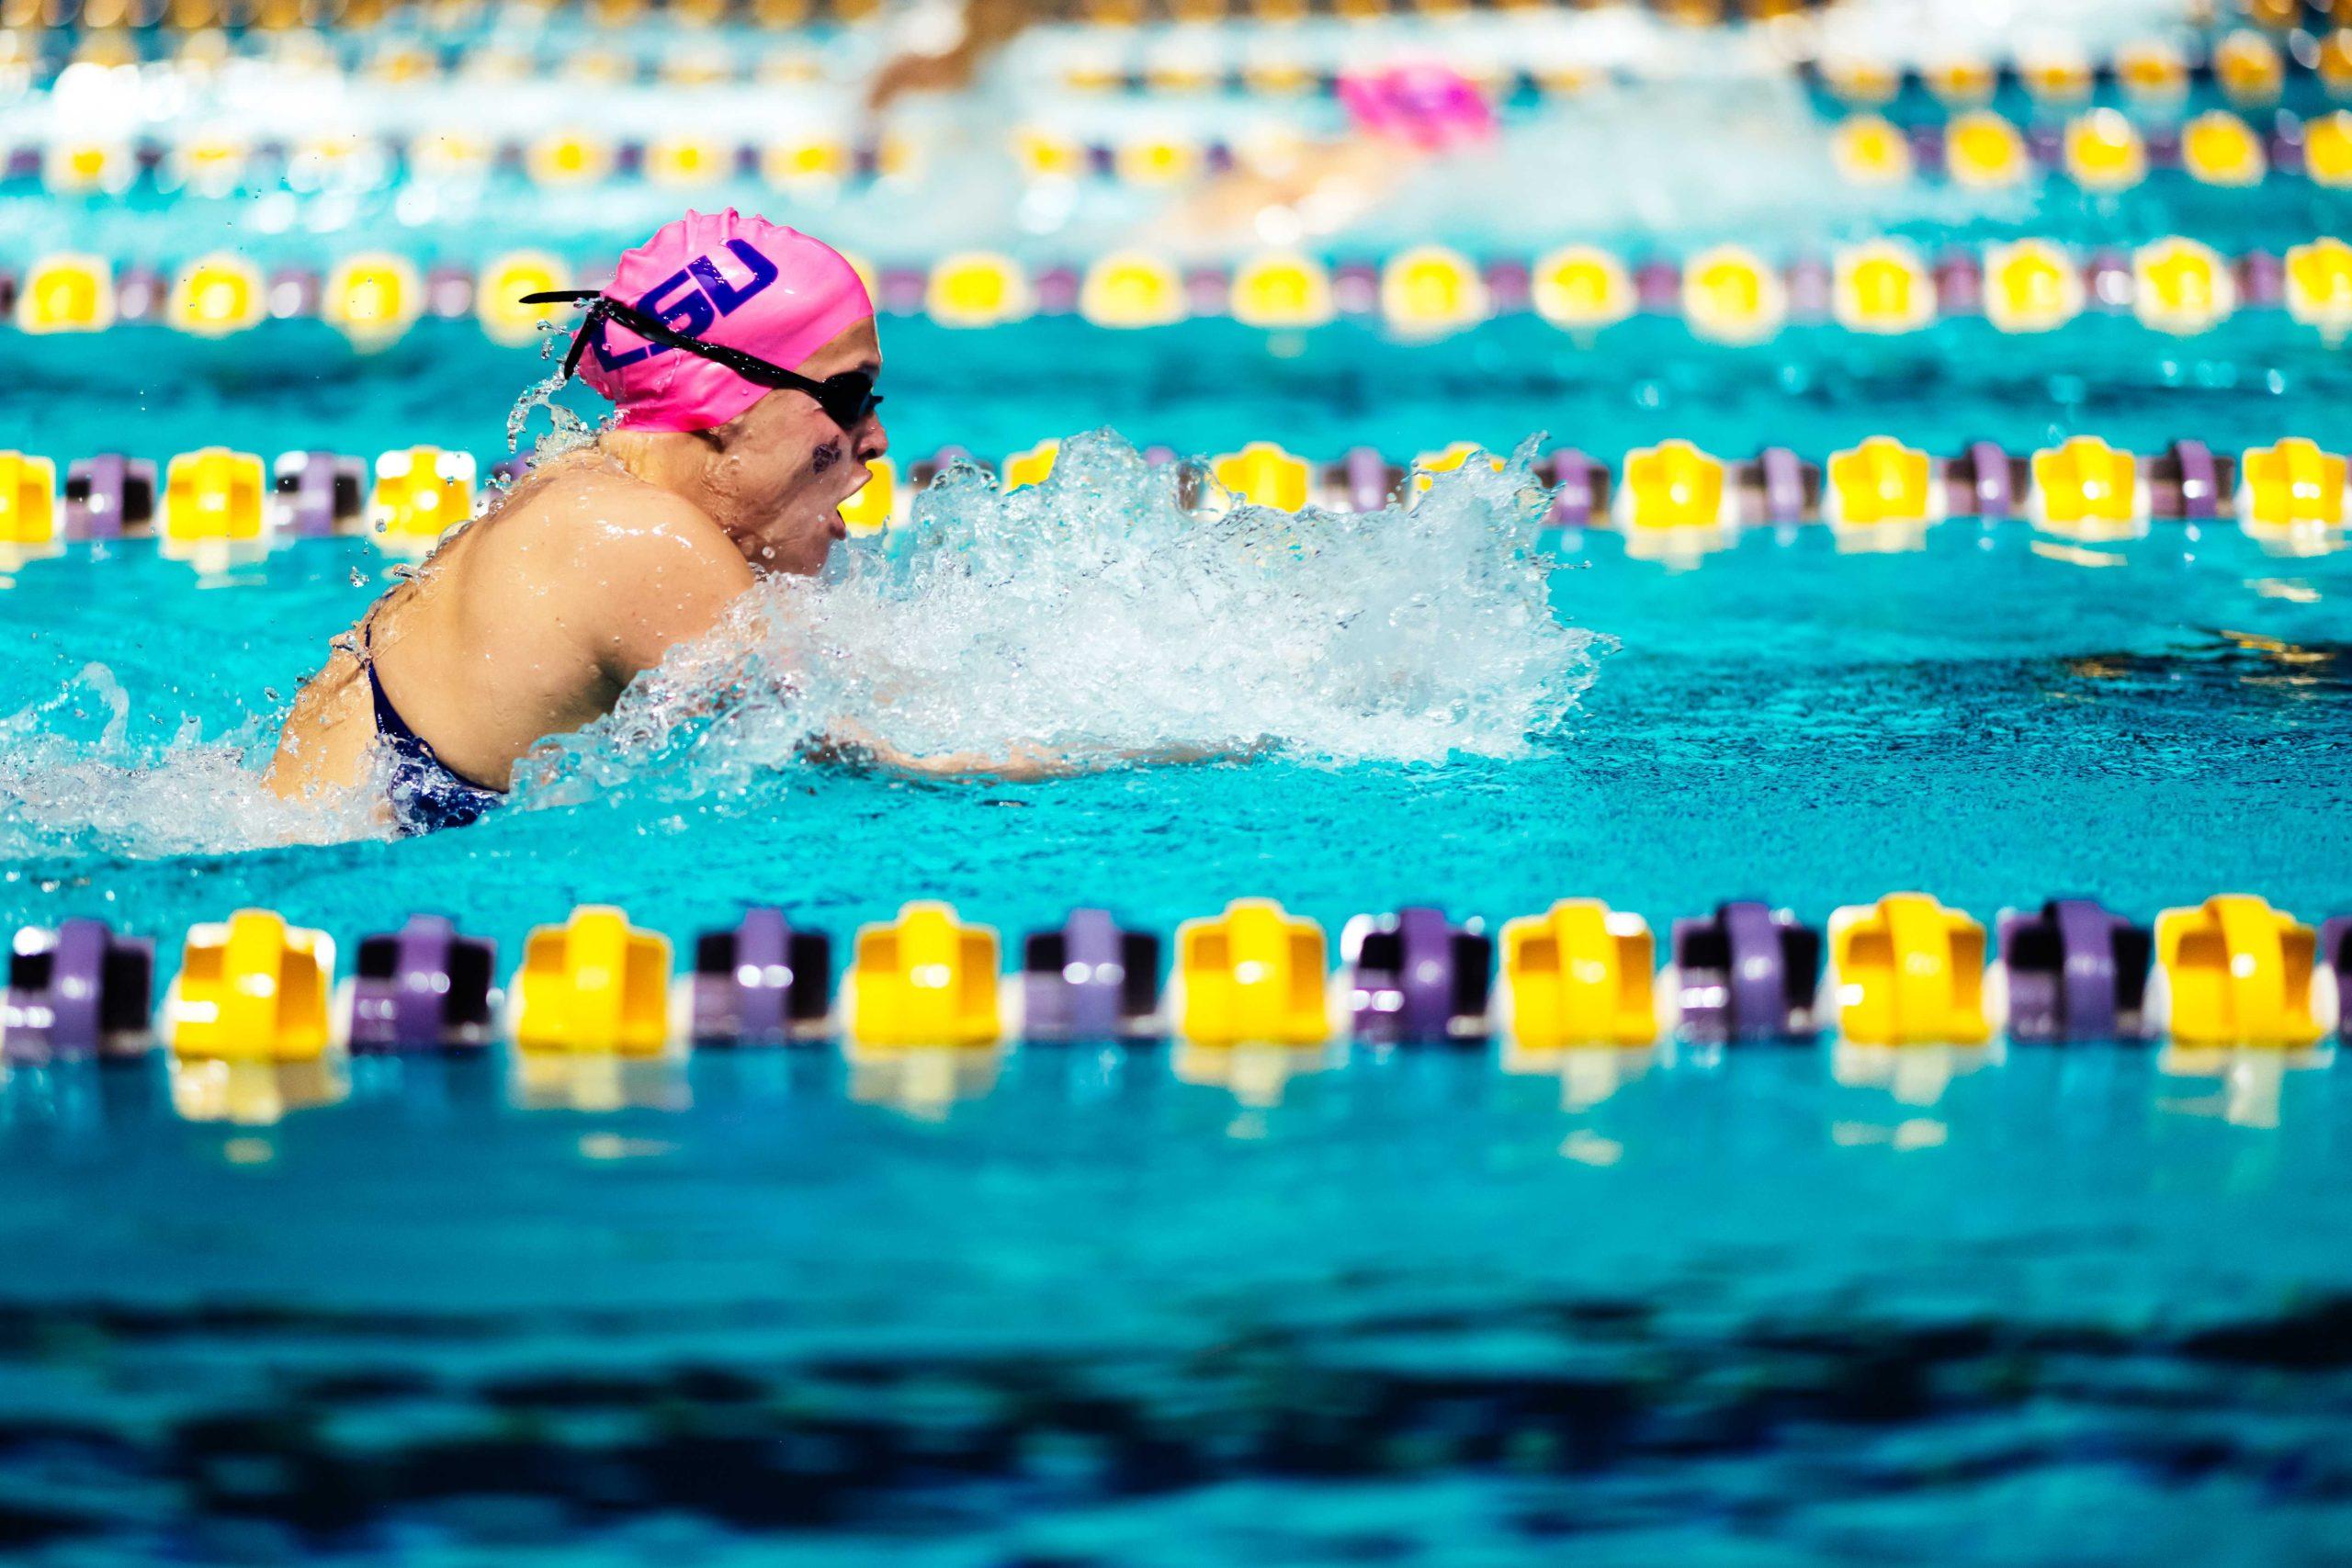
top-left (857, 412), bottom-right (889, 461)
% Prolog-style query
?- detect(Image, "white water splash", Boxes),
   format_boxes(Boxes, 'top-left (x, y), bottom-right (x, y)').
top-left (517, 430), bottom-right (1594, 806)
top-left (0, 432), bottom-right (1597, 856)
top-left (0, 664), bottom-right (376, 860)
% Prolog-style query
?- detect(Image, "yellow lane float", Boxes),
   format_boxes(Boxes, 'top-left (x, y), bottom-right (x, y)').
top-left (368, 42), bottom-right (439, 85)
top-left (371, 446), bottom-right (477, 547)
top-left (526, 130), bottom-right (616, 186)
top-left (2153, 897), bottom-right (2324, 1046)
top-left (1834, 242), bottom-right (1934, 334)
top-left (1924, 56), bottom-right (1996, 106)
top-left (2180, 111), bottom-right (2266, 186)
top-left (324, 253), bottom-right (422, 347)
top-left (1001, 440), bottom-right (1059, 491)
top-left (2302, 112), bottom-right (2352, 188)
top-left (2117, 39), bottom-right (2190, 101)
top-left (1531, 245), bottom-right (1634, 332)
top-left (15, 254), bottom-right (113, 333)
top-left (1080, 251), bottom-right (1185, 328)
top-left (661, 50), bottom-right (731, 87)
top-left (2030, 436), bottom-right (2143, 537)
top-left (1172, 898), bottom-right (1329, 1046)
top-left (645, 134), bottom-right (728, 186)
top-left (1011, 128), bottom-right (1085, 182)
top-left (1826, 437), bottom-right (1939, 530)
top-left (1214, 442), bottom-right (1311, 511)
top-left (2237, 438), bottom-right (2349, 533)
top-left (1984, 240), bottom-right (2083, 333)
top-left (1821, 56), bottom-right (1899, 106)
top-left (1826, 894), bottom-right (1989, 1046)
top-left (1416, 441), bottom-right (1502, 484)
top-left (844, 901), bottom-right (1002, 1048)
top-left (2322, 29), bottom-right (2352, 97)
top-left (2063, 109), bottom-right (2147, 191)
top-left (45, 141), bottom-right (131, 195)
top-left (1230, 253), bottom-right (1334, 330)
top-left (409, 131), bottom-right (494, 183)
top-left (767, 138), bottom-right (853, 186)
top-left (287, 133), bottom-right (383, 191)
top-left (837, 457), bottom-right (900, 536)
top-left (169, 253), bottom-right (266, 336)
top-left (1945, 111), bottom-right (2029, 187)
top-left (1615, 439), bottom-right (1733, 535)
top-left (2133, 238), bottom-right (2234, 335)
top-left (172, 133), bottom-right (250, 194)
top-left (1498, 899), bottom-right (1656, 1049)
top-left (1380, 245), bottom-right (1487, 338)
top-left (1681, 245), bottom-right (1783, 344)
top-left (161, 447), bottom-right (267, 551)
top-left (477, 251), bottom-right (570, 346)
top-left (1239, 50), bottom-right (1315, 95)
top-left (1114, 136), bottom-right (1200, 185)
top-left (0, 452), bottom-right (57, 550)
top-left (2286, 238), bottom-right (2352, 337)
top-left (927, 252), bottom-right (1032, 328)
top-left (165, 909), bottom-right (336, 1061)
top-left (512, 906), bottom-right (673, 1055)
top-left (1830, 114), bottom-right (1912, 185)
top-left (2214, 29), bottom-right (2285, 105)
top-left (2018, 44), bottom-right (2094, 102)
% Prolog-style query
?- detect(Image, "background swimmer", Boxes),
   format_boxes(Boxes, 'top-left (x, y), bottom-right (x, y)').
top-left (1159, 63), bottom-right (1498, 254)
top-left (268, 209), bottom-right (888, 833)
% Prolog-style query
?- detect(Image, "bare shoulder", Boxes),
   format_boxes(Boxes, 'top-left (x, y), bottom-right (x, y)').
top-left (473, 452), bottom-right (757, 683)
top-left (498, 457), bottom-right (749, 587)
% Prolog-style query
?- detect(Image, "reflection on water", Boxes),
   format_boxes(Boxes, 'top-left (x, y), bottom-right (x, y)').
top-left (0, 1032), bottom-right (2341, 1143)
top-left (2157, 1043), bottom-right (2337, 1129)
top-left (1830, 1041), bottom-right (2002, 1149)
top-left (1833, 1041), bottom-right (2004, 1107)
top-left (169, 1055), bottom-right (346, 1123)
top-left (509, 1050), bottom-right (691, 1113)
top-left (1499, 1038), bottom-right (1660, 1111)
top-left (844, 1041), bottom-right (1004, 1117)
top-left (1170, 1039), bottom-right (1336, 1107)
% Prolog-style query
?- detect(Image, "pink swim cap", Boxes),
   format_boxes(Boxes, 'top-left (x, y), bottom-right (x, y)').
top-left (1335, 64), bottom-right (1496, 152)
top-left (578, 209), bottom-right (874, 434)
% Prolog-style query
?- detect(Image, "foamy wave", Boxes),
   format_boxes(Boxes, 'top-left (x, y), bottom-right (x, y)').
top-left (0, 664), bottom-right (380, 860)
top-left (0, 433), bottom-right (1597, 855)
top-left (517, 430), bottom-right (1594, 804)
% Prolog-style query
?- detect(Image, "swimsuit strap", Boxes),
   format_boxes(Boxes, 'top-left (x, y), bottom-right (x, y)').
top-left (358, 607), bottom-right (413, 743)
top-left (355, 600), bottom-right (505, 835)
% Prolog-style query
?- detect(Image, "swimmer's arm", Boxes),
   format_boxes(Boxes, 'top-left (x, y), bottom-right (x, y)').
top-left (815, 721), bottom-right (1234, 781)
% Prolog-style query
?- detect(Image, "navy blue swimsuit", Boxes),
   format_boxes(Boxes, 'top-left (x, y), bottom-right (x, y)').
top-left (362, 619), bottom-right (503, 836)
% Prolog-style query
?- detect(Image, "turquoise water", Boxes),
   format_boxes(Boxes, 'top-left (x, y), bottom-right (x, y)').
top-left (5, 508), bottom-right (2346, 969)
top-left (8, 17), bottom-right (2352, 1562)
top-left (2, 314), bottom-right (2348, 470)
top-left (9, 431), bottom-right (2349, 1562)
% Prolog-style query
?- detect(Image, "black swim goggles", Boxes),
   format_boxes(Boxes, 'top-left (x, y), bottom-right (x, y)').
top-left (519, 288), bottom-right (883, 434)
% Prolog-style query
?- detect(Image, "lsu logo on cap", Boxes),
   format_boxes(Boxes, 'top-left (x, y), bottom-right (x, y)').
top-left (590, 240), bottom-right (776, 370)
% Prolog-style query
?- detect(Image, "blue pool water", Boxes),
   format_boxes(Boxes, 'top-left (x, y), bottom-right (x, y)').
top-left (7, 6), bottom-right (2352, 1561)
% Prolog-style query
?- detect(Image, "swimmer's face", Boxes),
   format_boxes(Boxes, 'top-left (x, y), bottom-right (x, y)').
top-left (709, 318), bottom-right (888, 576)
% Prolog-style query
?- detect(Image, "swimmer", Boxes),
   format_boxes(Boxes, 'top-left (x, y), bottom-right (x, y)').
top-left (861, 0), bottom-right (1036, 118)
top-left (1159, 63), bottom-right (1496, 254)
top-left (269, 209), bottom-right (919, 835)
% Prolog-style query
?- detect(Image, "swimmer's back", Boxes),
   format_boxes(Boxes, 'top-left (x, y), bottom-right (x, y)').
top-left (267, 447), bottom-right (755, 805)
